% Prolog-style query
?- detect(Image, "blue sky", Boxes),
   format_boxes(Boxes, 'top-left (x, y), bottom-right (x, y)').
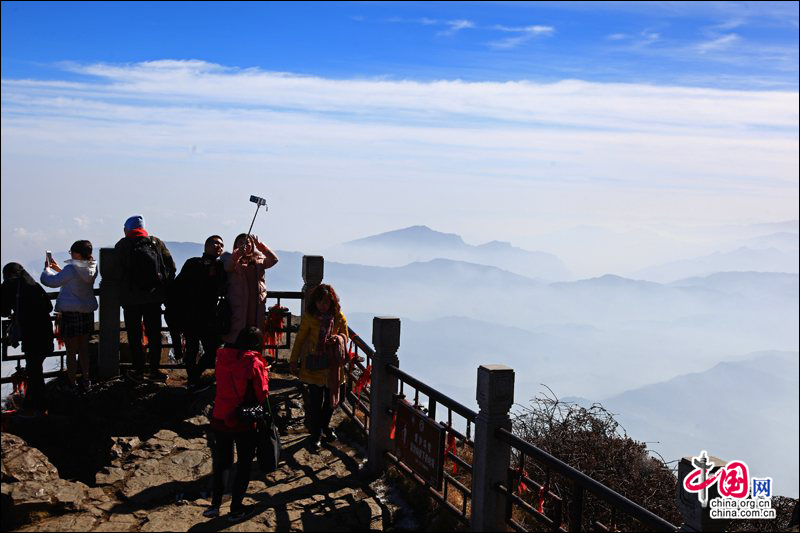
top-left (1, 1), bottom-right (798, 271)
top-left (3, 1), bottom-right (797, 87)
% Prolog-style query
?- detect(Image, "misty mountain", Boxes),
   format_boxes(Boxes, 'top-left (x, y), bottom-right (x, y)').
top-left (325, 225), bottom-right (571, 281)
top-left (633, 246), bottom-right (799, 283)
top-left (738, 232), bottom-right (799, 252)
top-left (603, 350), bottom-right (799, 497)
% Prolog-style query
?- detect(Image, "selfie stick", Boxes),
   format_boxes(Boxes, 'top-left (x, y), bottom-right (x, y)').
top-left (247, 195), bottom-right (268, 235)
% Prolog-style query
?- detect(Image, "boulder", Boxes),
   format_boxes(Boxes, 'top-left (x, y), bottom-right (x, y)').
top-left (1, 433), bottom-right (60, 483)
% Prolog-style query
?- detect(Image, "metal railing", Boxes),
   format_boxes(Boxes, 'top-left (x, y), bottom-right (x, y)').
top-left (495, 427), bottom-right (678, 532)
top-left (339, 327), bottom-right (374, 443)
top-left (383, 363), bottom-right (478, 526)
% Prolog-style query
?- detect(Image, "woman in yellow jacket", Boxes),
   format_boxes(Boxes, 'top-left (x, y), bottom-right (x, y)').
top-left (290, 284), bottom-right (349, 449)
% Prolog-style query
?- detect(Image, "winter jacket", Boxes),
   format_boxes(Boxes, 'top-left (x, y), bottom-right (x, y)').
top-left (114, 235), bottom-right (176, 306)
top-left (1, 273), bottom-right (54, 355)
top-left (222, 255), bottom-right (267, 344)
top-left (170, 254), bottom-right (227, 332)
top-left (212, 347), bottom-right (269, 432)
top-left (40, 260), bottom-right (98, 313)
top-left (289, 311), bottom-right (349, 387)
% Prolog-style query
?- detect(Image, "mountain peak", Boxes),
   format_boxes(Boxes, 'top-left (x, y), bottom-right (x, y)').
top-left (346, 226), bottom-right (466, 248)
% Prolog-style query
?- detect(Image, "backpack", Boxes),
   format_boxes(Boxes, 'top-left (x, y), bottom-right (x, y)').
top-left (129, 237), bottom-right (168, 291)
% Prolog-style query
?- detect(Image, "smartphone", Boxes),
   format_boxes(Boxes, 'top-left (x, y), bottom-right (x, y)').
top-left (46, 250), bottom-right (53, 263)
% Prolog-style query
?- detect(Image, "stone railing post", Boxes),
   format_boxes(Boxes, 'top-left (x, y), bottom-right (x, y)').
top-left (471, 364), bottom-right (515, 532)
top-left (301, 255), bottom-right (324, 315)
top-left (98, 247), bottom-right (121, 379)
top-left (676, 453), bottom-right (730, 532)
top-left (367, 316), bottom-right (401, 477)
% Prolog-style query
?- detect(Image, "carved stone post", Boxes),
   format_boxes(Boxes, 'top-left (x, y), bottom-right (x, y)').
top-left (98, 247), bottom-right (121, 379)
top-left (676, 453), bottom-right (731, 532)
top-left (471, 364), bottom-right (515, 532)
top-left (367, 316), bottom-right (401, 477)
top-left (301, 255), bottom-right (324, 315)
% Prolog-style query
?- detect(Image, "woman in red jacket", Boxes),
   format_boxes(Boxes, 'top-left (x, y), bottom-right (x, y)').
top-left (205, 326), bottom-right (269, 522)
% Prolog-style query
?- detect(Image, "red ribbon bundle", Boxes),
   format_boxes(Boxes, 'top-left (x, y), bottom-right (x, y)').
top-left (516, 468), bottom-right (530, 494)
top-left (53, 313), bottom-right (64, 350)
top-left (389, 411), bottom-right (397, 440)
top-left (536, 481), bottom-right (549, 513)
top-left (353, 364), bottom-right (371, 395)
top-left (446, 433), bottom-right (458, 474)
top-left (264, 304), bottom-right (287, 357)
top-left (11, 369), bottom-right (27, 397)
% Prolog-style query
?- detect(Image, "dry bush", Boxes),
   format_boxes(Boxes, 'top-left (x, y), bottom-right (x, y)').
top-left (510, 389), bottom-right (682, 531)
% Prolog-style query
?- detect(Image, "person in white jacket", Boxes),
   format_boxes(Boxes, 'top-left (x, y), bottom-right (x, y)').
top-left (41, 240), bottom-right (98, 392)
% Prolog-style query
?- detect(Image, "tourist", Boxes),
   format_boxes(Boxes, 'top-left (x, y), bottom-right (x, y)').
top-left (205, 326), bottom-right (269, 522)
top-left (222, 233), bottom-right (278, 346)
top-left (1, 263), bottom-right (55, 415)
top-left (40, 240), bottom-right (98, 393)
top-left (114, 215), bottom-right (176, 382)
top-left (172, 235), bottom-right (227, 392)
top-left (289, 284), bottom-right (349, 450)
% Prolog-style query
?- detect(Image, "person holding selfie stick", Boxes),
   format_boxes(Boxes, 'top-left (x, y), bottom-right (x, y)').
top-left (222, 232), bottom-right (278, 346)
top-left (40, 240), bottom-right (98, 393)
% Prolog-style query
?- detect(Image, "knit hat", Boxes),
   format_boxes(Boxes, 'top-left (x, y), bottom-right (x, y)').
top-left (124, 215), bottom-right (145, 232)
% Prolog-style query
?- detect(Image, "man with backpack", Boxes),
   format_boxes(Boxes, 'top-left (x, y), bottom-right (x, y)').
top-left (115, 215), bottom-right (176, 382)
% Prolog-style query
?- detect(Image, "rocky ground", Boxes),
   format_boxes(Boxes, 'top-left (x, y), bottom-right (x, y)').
top-left (1, 365), bottom-right (416, 532)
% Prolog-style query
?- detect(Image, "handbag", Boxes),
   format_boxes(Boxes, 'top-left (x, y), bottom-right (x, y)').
top-left (228, 365), bottom-right (282, 474)
top-left (254, 396), bottom-right (282, 473)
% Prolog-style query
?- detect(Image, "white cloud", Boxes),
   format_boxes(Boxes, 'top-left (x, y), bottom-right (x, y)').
top-left (488, 25), bottom-right (555, 49)
top-left (438, 19), bottom-right (475, 36)
top-left (1, 60), bottom-right (797, 262)
top-left (73, 215), bottom-right (91, 228)
top-left (697, 33), bottom-right (741, 54)
top-left (607, 33), bottom-right (628, 41)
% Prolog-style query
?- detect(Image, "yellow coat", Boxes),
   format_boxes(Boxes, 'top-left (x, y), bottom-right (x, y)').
top-left (290, 312), bottom-right (349, 386)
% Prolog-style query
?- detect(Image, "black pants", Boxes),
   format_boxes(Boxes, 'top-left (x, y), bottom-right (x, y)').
top-left (184, 330), bottom-right (219, 385)
top-left (210, 429), bottom-right (257, 512)
top-left (23, 351), bottom-right (46, 410)
top-left (306, 384), bottom-right (334, 440)
top-left (123, 303), bottom-right (163, 372)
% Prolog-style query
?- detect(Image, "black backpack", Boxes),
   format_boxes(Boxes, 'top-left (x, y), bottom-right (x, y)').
top-left (129, 237), bottom-right (168, 290)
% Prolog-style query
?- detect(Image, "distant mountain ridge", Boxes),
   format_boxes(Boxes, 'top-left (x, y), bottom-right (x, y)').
top-left (330, 225), bottom-right (571, 281)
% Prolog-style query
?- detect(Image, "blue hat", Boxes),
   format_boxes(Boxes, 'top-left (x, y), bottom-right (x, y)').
top-left (124, 215), bottom-right (145, 231)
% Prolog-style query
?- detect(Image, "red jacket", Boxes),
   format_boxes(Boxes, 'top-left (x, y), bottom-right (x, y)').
top-left (212, 347), bottom-right (269, 432)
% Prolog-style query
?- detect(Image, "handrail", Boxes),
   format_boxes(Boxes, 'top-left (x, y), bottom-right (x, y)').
top-left (386, 363), bottom-right (477, 423)
top-left (496, 427), bottom-right (677, 532)
top-left (347, 327), bottom-right (375, 358)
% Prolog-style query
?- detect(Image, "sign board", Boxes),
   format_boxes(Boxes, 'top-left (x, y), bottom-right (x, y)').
top-left (393, 399), bottom-right (446, 490)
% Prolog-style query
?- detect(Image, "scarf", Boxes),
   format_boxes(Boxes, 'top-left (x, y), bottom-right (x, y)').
top-left (126, 228), bottom-right (149, 238)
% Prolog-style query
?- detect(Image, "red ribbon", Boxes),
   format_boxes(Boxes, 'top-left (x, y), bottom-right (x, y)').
top-left (11, 369), bottom-right (27, 397)
top-left (264, 304), bottom-right (287, 357)
top-left (389, 411), bottom-right (397, 440)
top-left (141, 322), bottom-right (149, 347)
top-left (446, 433), bottom-right (458, 474)
top-left (53, 313), bottom-right (64, 350)
top-left (353, 365), bottom-right (371, 395)
top-left (516, 468), bottom-right (530, 494)
top-left (536, 481), bottom-right (548, 513)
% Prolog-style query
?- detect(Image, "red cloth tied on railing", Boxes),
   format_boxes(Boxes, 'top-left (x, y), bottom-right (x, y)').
top-left (389, 410), bottom-right (397, 440)
top-left (446, 433), bottom-right (458, 474)
top-left (536, 480), bottom-right (549, 513)
top-left (353, 364), bottom-right (371, 395)
top-left (53, 313), bottom-right (64, 350)
top-left (11, 369), bottom-right (27, 398)
top-left (264, 304), bottom-right (287, 357)
top-left (141, 322), bottom-right (149, 347)
top-left (347, 339), bottom-right (356, 362)
top-left (516, 468), bottom-right (530, 494)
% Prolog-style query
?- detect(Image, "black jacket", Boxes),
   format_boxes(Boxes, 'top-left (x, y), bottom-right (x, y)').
top-left (1, 265), bottom-right (55, 354)
top-left (170, 254), bottom-right (227, 332)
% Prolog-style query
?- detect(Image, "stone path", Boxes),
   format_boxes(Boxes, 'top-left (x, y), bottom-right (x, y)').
top-left (2, 372), bottom-right (412, 532)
